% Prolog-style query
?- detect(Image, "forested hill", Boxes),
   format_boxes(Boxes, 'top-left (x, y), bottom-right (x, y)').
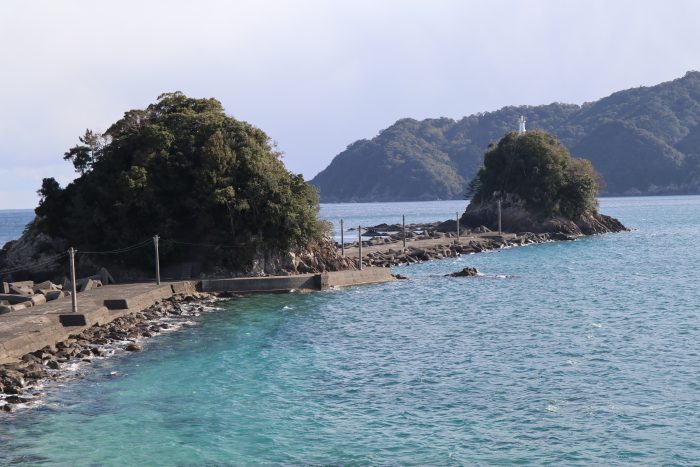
top-left (311, 71), bottom-right (700, 202)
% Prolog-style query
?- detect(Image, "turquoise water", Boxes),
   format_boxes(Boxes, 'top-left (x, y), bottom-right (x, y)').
top-left (2, 197), bottom-right (700, 464)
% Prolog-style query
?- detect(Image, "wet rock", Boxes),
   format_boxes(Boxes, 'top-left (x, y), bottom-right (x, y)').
top-left (5, 395), bottom-right (30, 404)
top-left (3, 385), bottom-right (22, 395)
top-left (46, 360), bottom-right (61, 370)
top-left (448, 267), bottom-right (480, 277)
top-left (125, 343), bottom-right (142, 352)
top-left (3, 404), bottom-right (14, 412)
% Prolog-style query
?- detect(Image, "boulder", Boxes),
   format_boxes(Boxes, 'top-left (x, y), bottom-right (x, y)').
top-left (448, 267), bottom-right (480, 277)
top-left (125, 343), bottom-right (142, 352)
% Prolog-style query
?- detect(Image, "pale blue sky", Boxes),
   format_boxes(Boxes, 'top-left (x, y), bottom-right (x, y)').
top-left (1, 0), bottom-right (699, 208)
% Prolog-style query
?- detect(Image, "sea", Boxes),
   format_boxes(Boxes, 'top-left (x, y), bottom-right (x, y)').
top-left (1, 197), bottom-right (700, 465)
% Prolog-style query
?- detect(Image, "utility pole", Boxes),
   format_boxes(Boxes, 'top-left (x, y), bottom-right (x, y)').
top-left (340, 219), bottom-right (345, 257)
top-left (153, 235), bottom-right (161, 285)
top-left (402, 214), bottom-right (406, 251)
top-left (456, 212), bottom-right (460, 244)
top-left (69, 247), bottom-right (77, 313)
top-left (358, 225), bottom-right (363, 270)
top-left (497, 200), bottom-right (502, 235)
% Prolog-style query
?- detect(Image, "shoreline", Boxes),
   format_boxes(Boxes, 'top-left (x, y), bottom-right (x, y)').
top-left (0, 292), bottom-right (219, 413)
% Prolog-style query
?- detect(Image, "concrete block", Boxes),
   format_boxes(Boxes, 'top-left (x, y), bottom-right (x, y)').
top-left (97, 267), bottom-right (115, 285)
top-left (0, 294), bottom-right (33, 304)
top-left (10, 304), bottom-right (26, 312)
top-left (32, 281), bottom-right (56, 293)
top-left (44, 290), bottom-right (63, 301)
top-left (9, 280), bottom-right (33, 289)
top-left (104, 299), bottom-right (130, 310)
top-left (0, 305), bottom-right (11, 314)
top-left (59, 314), bottom-right (87, 327)
top-left (80, 279), bottom-right (96, 292)
top-left (1, 282), bottom-right (8, 294)
top-left (30, 294), bottom-right (47, 306)
top-left (9, 285), bottom-right (33, 296)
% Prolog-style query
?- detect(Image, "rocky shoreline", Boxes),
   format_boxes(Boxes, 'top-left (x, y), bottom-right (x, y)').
top-left (360, 231), bottom-right (566, 268)
top-left (0, 292), bottom-right (220, 414)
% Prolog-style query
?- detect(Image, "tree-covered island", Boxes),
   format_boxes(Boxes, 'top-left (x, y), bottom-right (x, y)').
top-left (461, 130), bottom-right (627, 235)
top-left (1, 93), bottom-right (352, 279)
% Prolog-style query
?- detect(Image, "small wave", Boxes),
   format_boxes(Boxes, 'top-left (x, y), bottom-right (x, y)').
top-left (494, 274), bottom-right (514, 279)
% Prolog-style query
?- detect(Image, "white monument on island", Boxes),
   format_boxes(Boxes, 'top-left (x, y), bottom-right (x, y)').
top-left (518, 115), bottom-right (526, 134)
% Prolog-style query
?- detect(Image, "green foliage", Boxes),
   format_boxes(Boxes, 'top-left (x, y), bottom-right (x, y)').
top-left (63, 129), bottom-right (106, 174)
top-left (36, 92), bottom-right (325, 271)
top-left (312, 71), bottom-right (700, 201)
top-left (471, 131), bottom-right (600, 219)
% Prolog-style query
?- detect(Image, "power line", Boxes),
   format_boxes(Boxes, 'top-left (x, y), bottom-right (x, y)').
top-left (77, 238), bottom-right (152, 255)
top-left (0, 251), bottom-right (68, 276)
top-left (169, 239), bottom-right (248, 249)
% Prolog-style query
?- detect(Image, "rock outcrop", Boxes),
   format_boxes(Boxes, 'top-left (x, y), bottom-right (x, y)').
top-left (461, 195), bottom-right (627, 236)
top-left (251, 235), bottom-right (358, 276)
top-left (448, 267), bottom-right (479, 277)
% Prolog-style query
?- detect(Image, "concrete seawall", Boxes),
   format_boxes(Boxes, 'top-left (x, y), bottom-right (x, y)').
top-left (200, 268), bottom-right (394, 293)
top-left (0, 268), bottom-right (394, 364)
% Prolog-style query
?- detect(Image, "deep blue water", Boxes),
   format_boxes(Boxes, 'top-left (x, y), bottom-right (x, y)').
top-left (0, 209), bottom-right (33, 247)
top-left (1, 197), bottom-right (700, 465)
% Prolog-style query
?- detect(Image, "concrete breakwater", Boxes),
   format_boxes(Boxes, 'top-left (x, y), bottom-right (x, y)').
top-left (0, 292), bottom-right (216, 412)
top-left (0, 268), bottom-right (395, 412)
top-left (0, 269), bottom-right (394, 365)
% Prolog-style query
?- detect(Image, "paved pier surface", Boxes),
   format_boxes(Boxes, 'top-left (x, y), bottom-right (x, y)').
top-left (0, 282), bottom-right (194, 365)
top-left (0, 268), bottom-right (394, 364)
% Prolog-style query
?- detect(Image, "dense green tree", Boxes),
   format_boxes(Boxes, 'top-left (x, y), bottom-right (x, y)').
top-left (36, 92), bottom-right (325, 271)
top-left (469, 131), bottom-right (601, 219)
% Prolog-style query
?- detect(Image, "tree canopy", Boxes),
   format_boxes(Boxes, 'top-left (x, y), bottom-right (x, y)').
top-left (469, 131), bottom-right (600, 219)
top-left (36, 92), bottom-right (324, 270)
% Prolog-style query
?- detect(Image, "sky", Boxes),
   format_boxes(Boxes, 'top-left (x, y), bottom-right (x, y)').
top-left (1, 0), bottom-right (700, 208)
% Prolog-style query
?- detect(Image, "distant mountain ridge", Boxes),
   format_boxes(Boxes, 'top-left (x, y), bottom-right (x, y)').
top-left (311, 71), bottom-right (700, 202)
